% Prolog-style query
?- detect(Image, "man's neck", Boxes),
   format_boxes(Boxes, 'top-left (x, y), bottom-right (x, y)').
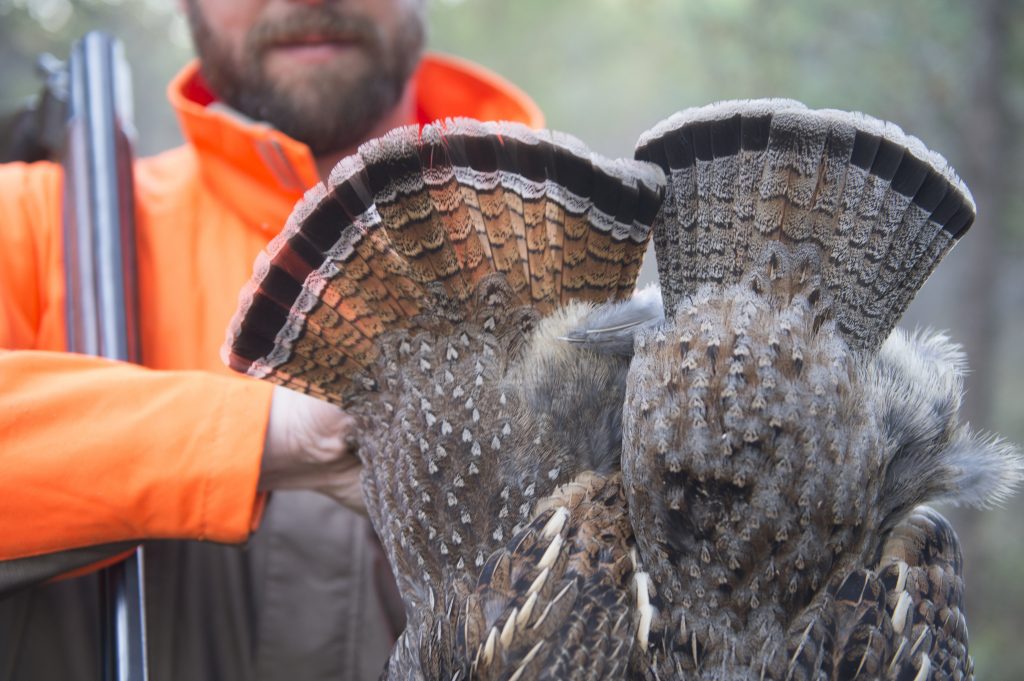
top-left (313, 82), bottom-right (418, 182)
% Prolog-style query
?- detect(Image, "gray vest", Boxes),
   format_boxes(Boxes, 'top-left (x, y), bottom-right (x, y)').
top-left (0, 492), bottom-right (404, 681)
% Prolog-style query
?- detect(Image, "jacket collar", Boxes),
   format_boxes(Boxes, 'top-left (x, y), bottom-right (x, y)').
top-left (168, 53), bottom-right (543, 232)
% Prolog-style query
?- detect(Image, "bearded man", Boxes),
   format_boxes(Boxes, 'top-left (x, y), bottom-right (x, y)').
top-left (0, 1), bottom-right (542, 679)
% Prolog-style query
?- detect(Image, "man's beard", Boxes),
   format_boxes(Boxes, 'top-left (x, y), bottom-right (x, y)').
top-left (185, 2), bottom-right (424, 157)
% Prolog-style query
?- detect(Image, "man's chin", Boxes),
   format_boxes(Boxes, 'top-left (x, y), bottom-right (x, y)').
top-left (252, 85), bottom-right (375, 154)
top-left (262, 85), bottom-right (358, 124)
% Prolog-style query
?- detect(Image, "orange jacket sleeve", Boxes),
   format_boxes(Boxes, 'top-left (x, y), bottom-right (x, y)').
top-left (0, 161), bottom-right (272, 561)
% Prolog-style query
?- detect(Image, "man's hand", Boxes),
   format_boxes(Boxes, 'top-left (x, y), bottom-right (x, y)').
top-left (260, 386), bottom-right (365, 513)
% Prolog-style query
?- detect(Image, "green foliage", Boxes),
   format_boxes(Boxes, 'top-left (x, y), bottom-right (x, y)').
top-left (430, 0), bottom-right (987, 153)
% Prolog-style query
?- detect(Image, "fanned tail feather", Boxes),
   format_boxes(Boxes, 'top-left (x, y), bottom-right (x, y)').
top-left (635, 99), bottom-right (975, 351)
top-left (223, 118), bottom-right (664, 404)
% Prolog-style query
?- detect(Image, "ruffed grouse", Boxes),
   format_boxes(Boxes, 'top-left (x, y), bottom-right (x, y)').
top-left (223, 100), bottom-right (1022, 680)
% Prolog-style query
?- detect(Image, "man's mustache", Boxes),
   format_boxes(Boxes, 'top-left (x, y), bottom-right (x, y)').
top-left (247, 10), bottom-right (380, 53)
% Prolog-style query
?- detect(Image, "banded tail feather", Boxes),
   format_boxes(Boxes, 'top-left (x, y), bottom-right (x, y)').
top-left (635, 98), bottom-right (975, 352)
top-left (222, 119), bottom-right (665, 406)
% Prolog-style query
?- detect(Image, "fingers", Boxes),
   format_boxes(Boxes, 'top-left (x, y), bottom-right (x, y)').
top-left (260, 386), bottom-right (363, 504)
top-left (315, 478), bottom-right (369, 516)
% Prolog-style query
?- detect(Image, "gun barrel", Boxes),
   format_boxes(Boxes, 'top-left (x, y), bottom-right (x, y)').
top-left (64, 32), bottom-right (139, 362)
top-left (62, 31), bottom-right (148, 681)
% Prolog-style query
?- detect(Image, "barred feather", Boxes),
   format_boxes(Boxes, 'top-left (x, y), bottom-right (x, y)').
top-left (780, 507), bottom-right (972, 680)
top-left (635, 99), bottom-right (975, 353)
top-left (223, 119), bottom-right (664, 405)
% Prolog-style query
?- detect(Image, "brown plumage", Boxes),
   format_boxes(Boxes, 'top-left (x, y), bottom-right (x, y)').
top-left (223, 102), bottom-right (1021, 680)
top-left (225, 118), bottom-right (664, 680)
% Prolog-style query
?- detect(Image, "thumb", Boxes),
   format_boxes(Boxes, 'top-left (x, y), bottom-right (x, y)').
top-left (261, 386), bottom-right (359, 485)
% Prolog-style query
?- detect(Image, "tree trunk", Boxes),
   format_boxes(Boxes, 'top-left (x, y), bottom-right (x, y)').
top-left (956, 0), bottom-right (1012, 430)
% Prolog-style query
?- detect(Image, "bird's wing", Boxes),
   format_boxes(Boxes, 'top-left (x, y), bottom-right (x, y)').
top-left (783, 506), bottom-right (972, 681)
top-left (459, 473), bottom-right (637, 681)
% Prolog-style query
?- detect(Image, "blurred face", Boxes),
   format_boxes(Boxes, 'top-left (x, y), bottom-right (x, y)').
top-left (185, 0), bottom-right (425, 156)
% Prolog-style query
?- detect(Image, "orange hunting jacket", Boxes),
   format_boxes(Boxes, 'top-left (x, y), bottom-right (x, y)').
top-left (0, 54), bottom-right (543, 562)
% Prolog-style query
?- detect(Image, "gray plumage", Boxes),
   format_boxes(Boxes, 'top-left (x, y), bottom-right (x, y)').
top-left (868, 329), bottom-right (1022, 513)
top-left (562, 286), bottom-right (665, 355)
top-left (622, 99), bottom-right (1021, 679)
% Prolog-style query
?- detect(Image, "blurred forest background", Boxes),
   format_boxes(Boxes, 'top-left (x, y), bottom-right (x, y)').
top-left (1, 0), bottom-right (1021, 676)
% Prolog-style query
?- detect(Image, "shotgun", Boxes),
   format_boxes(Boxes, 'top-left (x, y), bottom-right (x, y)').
top-left (62, 31), bottom-right (148, 681)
